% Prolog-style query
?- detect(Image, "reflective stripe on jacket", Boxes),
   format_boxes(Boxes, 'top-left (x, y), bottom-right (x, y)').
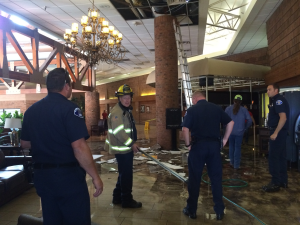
top-left (104, 103), bottom-right (135, 155)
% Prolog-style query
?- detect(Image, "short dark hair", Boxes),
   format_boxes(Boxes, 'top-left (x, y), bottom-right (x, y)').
top-left (46, 68), bottom-right (71, 92)
top-left (269, 83), bottom-right (280, 93)
top-left (192, 90), bottom-right (206, 98)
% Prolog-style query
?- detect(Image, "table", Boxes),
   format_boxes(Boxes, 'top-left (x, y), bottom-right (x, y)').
top-left (258, 127), bottom-right (269, 155)
top-left (0, 144), bottom-right (22, 156)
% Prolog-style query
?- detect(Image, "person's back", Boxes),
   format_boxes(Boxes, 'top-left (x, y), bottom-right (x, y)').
top-left (24, 94), bottom-right (85, 163)
top-left (102, 110), bottom-right (108, 120)
top-left (187, 100), bottom-right (227, 140)
top-left (225, 95), bottom-right (251, 170)
top-left (182, 91), bottom-right (233, 221)
top-left (21, 68), bottom-right (103, 225)
top-left (225, 104), bottom-right (251, 136)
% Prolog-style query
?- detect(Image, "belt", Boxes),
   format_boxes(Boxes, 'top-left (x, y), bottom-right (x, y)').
top-left (269, 127), bottom-right (276, 130)
top-left (33, 162), bottom-right (79, 169)
top-left (191, 137), bottom-right (220, 143)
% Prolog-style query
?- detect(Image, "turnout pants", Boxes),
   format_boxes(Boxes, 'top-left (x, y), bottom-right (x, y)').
top-left (34, 167), bottom-right (91, 225)
top-left (269, 129), bottom-right (288, 185)
top-left (187, 141), bottom-right (224, 215)
top-left (113, 151), bottom-right (134, 203)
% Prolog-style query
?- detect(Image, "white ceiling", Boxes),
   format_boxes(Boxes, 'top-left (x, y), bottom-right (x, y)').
top-left (0, 0), bottom-right (283, 85)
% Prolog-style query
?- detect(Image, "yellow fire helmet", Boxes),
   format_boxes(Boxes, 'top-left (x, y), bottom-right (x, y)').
top-left (115, 84), bottom-right (134, 97)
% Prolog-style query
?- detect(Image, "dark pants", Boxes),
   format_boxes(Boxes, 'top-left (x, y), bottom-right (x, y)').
top-left (113, 151), bottom-right (134, 203)
top-left (187, 141), bottom-right (224, 215)
top-left (34, 167), bottom-right (91, 225)
top-left (269, 129), bottom-right (288, 185)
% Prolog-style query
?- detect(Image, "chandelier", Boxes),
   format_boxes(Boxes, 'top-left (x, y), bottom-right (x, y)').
top-left (63, 0), bottom-right (125, 66)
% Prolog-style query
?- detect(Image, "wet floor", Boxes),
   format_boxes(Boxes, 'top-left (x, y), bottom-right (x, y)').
top-left (1, 125), bottom-right (300, 224)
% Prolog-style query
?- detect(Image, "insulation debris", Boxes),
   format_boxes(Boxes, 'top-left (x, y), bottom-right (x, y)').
top-left (133, 156), bottom-right (148, 161)
top-left (161, 150), bottom-right (170, 153)
top-left (96, 161), bottom-right (107, 164)
top-left (161, 162), bottom-right (183, 170)
top-left (146, 161), bottom-right (160, 165)
top-left (139, 147), bottom-right (151, 151)
top-left (107, 158), bottom-right (117, 164)
top-left (92, 155), bottom-right (104, 160)
top-left (150, 143), bottom-right (161, 150)
top-left (170, 151), bottom-right (181, 155)
top-left (146, 161), bottom-right (183, 170)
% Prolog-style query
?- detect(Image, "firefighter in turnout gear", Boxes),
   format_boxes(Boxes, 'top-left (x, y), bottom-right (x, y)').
top-left (105, 84), bottom-right (142, 208)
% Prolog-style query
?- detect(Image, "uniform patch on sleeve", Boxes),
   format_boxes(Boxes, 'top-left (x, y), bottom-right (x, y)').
top-left (74, 108), bottom-right (84, 118)
top-left (112, 116), bottom-right (118, 121)
top-left (276, 100), bottom-right (283, 105)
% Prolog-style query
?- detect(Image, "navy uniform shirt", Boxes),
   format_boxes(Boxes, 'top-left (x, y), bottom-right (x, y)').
top-left (268, 94), bottom-right (290, 130)
top-left (183, 100), bottom-right (232, 139)
top-left (21, 92), bottom-right (89, 164)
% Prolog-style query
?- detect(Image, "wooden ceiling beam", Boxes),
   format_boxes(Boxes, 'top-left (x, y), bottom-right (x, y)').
top-left (6, 30), bottom-right (34, 74)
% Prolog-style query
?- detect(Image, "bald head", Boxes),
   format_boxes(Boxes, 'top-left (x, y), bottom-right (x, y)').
top-left (192, 91), bottom-right (206, 105)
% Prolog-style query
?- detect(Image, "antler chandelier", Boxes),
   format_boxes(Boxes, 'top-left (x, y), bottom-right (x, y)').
top-left (63, 0), bottom-right (125, 66)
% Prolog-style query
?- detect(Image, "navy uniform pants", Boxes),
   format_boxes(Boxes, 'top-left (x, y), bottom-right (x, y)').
top-left (269, 129), bottom-right (288, 185)
top-left (34, 167), bottom-right (90, 225)
top-left (113, 151), bottom-right (134, 203)
top-left (187, 141), bottom-right (224, 215)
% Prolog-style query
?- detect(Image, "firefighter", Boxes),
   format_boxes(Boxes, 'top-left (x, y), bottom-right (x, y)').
top-left (105, 84), bottom-right (142, 208)
top-left (182, 90), bottom-right (234, 220)
top-left (262, 83), bottom-right (290, 192)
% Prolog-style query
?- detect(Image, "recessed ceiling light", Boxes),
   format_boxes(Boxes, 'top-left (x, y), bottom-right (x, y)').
top-left (108, 77), bottom-right (115, 79)
top-left (151, 66), bottom-right (155, 68)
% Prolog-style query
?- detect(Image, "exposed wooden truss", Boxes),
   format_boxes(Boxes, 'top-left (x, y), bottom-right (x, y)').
top-left (0, 16), bottom-right (92, 92)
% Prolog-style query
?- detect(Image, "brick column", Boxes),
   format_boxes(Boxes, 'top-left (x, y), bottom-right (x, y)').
top-left (155, 15), bottom-right (179, 150)
top-left (85, 91), bottom-right (100, 134)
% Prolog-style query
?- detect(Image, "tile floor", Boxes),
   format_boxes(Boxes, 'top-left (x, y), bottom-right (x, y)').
top-left (1, 125), bottom-right (300, 225)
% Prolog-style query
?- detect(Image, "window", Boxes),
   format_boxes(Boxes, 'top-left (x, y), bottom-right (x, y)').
top-left (0, 109), bottom-right (21, 122)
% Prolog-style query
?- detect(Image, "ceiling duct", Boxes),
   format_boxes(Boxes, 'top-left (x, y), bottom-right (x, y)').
top-left (110, 0), bottom-right (199, 24)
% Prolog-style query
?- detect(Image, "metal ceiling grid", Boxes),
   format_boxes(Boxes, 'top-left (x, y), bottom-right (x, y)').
top-left (184, 76), bottom-right (265, 91)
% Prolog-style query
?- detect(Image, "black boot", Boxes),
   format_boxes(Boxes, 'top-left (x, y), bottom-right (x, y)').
top-left (279, 183), bottom-right (288, 188)
top-left (122, 199), bottom-right (142, 208)
top-left (216, 213), bottom-right (224, 220)
top-left (182, 207), bottom-right (197, 219)
top-left (112, 198), bottom-right (122, 204)
top-left (262, 182), bottom-right (280, 192)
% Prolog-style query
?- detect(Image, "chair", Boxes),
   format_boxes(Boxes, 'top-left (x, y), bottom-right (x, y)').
top-left (0, 128), bottom-right (11, 144)
top-left (91, 125), bottom-right (100, 136)
top-left (0, 150), bottom-right (32, 206)
top-left (17, 214), bottom-right (43, 225)
top-left (98, 119), bottom-right (106, 135)
top-left (91, 119), bottom-right (106, 136)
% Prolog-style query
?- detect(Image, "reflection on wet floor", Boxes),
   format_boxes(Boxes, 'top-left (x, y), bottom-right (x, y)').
top-left (1, 125), bottom-right (300, 225)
